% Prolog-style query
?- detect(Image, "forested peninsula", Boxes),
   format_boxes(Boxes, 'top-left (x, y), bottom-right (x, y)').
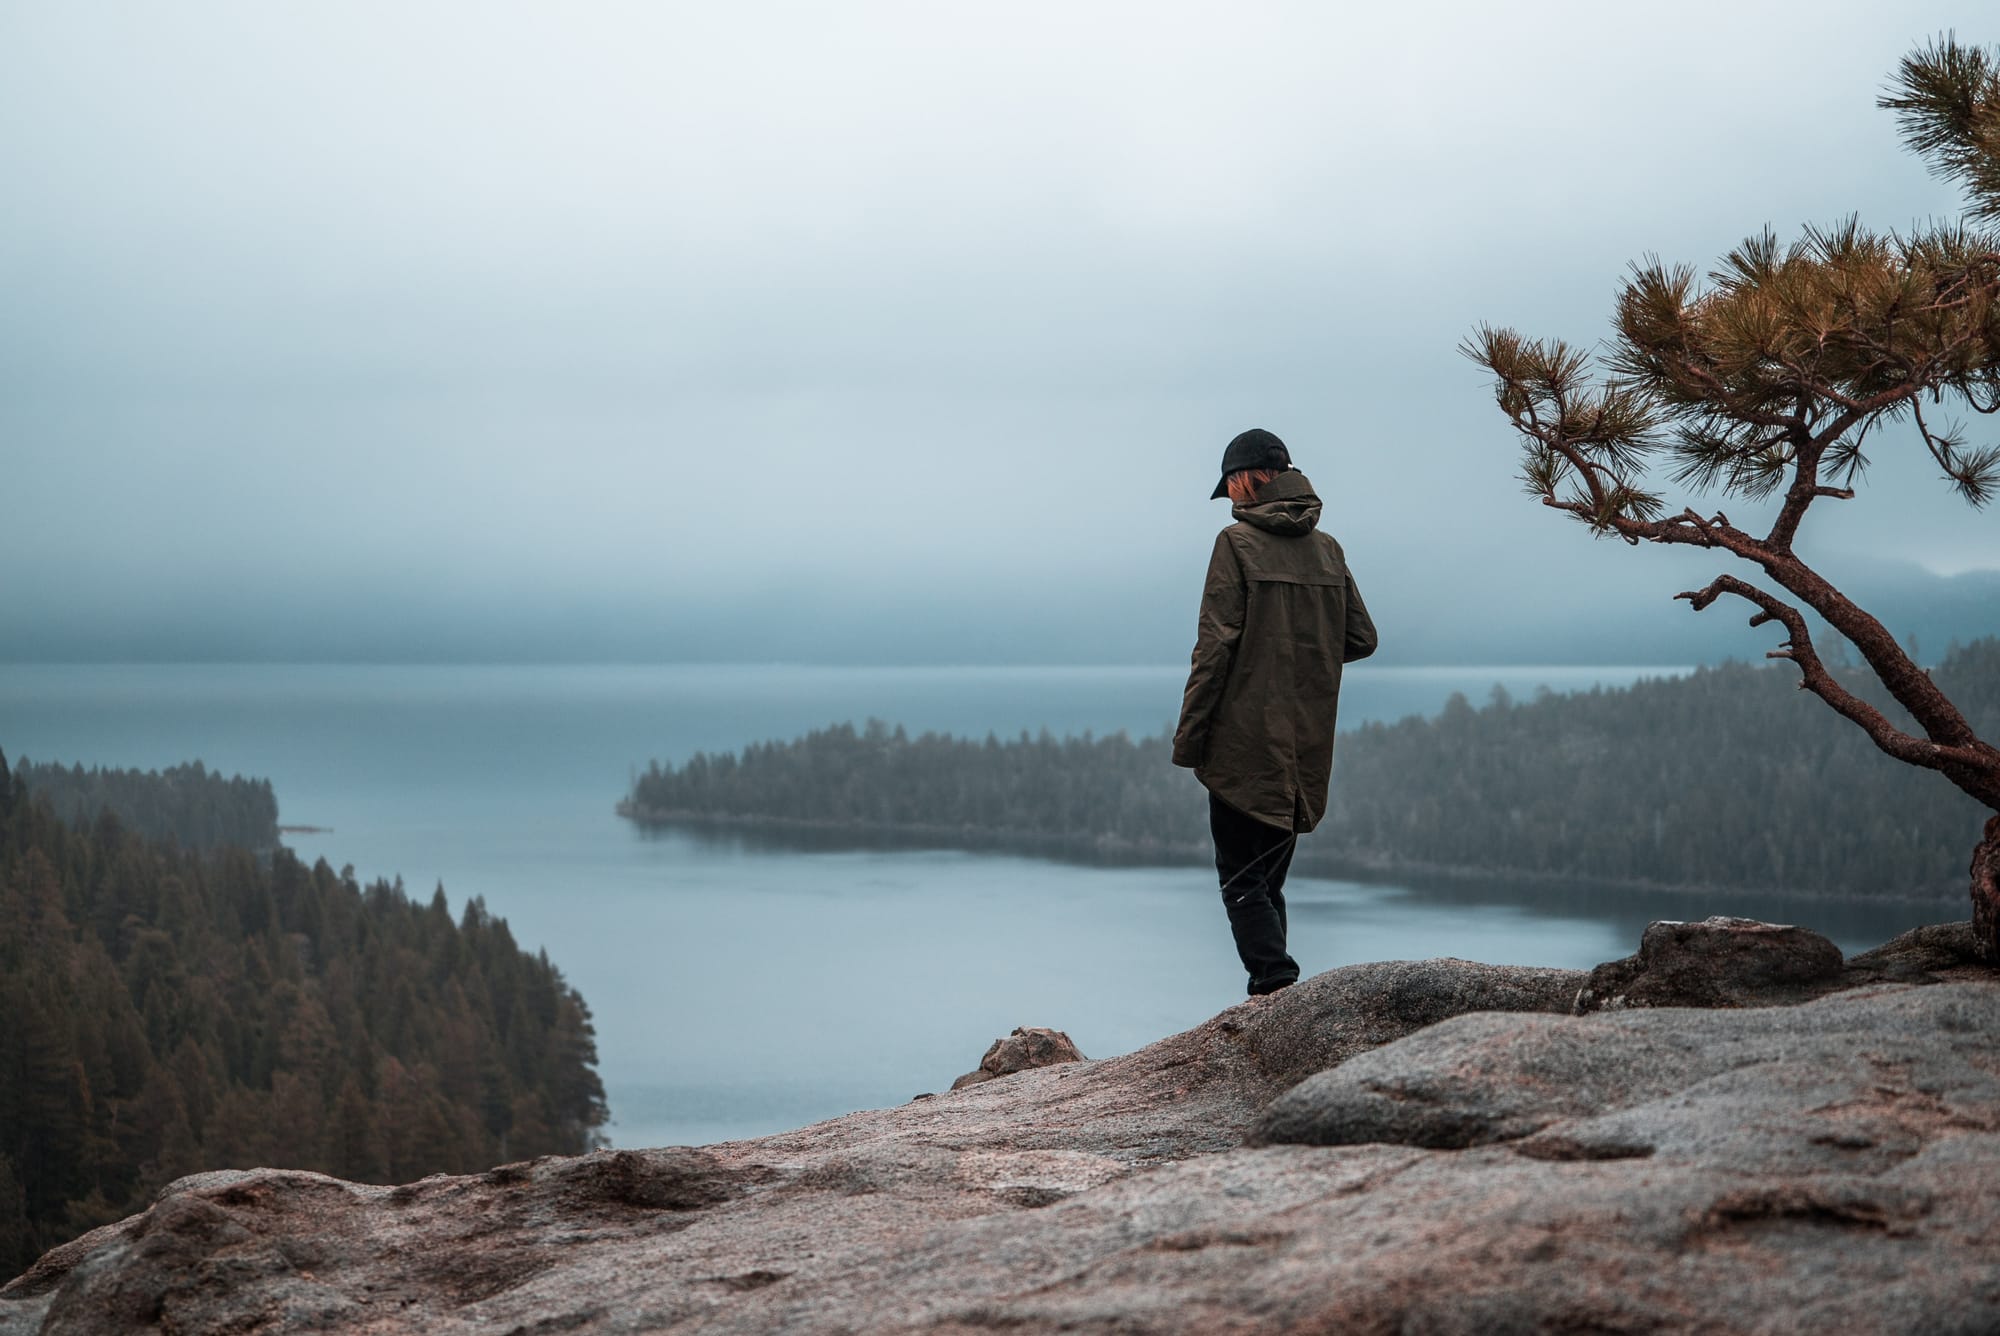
top-left (12, 758), bottom-right (279, 853)
top-left (623, 637), bottom-right (2000, 900)
top-left (0, 752), bottom-right (608, 1278)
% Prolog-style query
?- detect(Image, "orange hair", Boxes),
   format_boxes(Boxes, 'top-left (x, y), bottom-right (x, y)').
top-left (1225, 468), bottom-right (1278, 506)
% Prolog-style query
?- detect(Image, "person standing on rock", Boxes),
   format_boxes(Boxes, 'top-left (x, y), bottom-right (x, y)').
top-left (1173, 428), bottom-right (1378, 996)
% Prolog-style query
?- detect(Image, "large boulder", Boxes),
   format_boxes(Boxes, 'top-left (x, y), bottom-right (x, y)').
top-left (1232, 957), bottom-right (1584, 1094)
top-left (1250, 976), bottom-right (2000, 1158)
top-left (769, 955), bottom-right (1588, 1168)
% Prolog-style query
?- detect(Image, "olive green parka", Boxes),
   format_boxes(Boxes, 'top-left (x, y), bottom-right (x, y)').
top-left (1171, 470), bottom-right (1378, 832)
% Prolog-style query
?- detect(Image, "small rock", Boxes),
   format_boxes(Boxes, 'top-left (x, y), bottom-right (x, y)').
top-left (1573, 915), bottom-right (1843, 1013)
top-left (951, 1027), bottom-right (1085, 1090)
top-left (1844, 920), bottom-right (1987, 980)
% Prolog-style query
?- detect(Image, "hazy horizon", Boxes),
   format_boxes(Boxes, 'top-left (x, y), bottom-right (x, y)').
top-left (6, 3), bottom-right (1996, 666)
top-left (4, 550), bottom-right (1992, 667)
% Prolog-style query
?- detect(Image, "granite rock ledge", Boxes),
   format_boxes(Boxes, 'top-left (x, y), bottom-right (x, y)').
top-left (2, 920), bottom-right (1993, 1335)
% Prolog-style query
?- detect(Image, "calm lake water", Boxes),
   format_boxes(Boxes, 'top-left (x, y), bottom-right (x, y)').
top-left (0, 662), bottom-right (1946, 1148)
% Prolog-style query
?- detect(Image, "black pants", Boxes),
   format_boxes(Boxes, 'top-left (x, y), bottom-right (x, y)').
top-left (1209, 793), bottom-right (1300, 995)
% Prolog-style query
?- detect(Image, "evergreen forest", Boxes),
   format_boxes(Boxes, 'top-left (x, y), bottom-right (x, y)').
top-left (13, 758), bottom-right (279, 853)
top-left (625, 638), bottom-right (2000, 900)
top-left (0, 753), bottom-right (608, 1278)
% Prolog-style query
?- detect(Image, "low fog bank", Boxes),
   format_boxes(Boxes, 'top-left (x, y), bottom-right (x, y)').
top-left (4, 555), bottom-right (1991, 667)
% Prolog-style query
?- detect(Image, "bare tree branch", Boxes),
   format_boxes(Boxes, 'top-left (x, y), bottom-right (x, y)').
top-left (1674, 575), bottom-right (1989, 772)
top-left (1477, 37), bottom-right (2000, 955)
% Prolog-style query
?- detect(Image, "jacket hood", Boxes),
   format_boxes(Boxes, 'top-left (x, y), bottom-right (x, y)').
top-left (1230, 469), bottom-right (1322, 536)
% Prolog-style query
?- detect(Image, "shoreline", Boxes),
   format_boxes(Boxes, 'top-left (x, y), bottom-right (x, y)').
top-left (614, 802), bottom-right (1965, 907)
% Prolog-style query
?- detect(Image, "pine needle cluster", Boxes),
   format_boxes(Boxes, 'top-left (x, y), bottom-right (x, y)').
top-left (1883, 35), bottom-right (2000, 224)
top-left (1468, 35), bottom-right (2000, 517)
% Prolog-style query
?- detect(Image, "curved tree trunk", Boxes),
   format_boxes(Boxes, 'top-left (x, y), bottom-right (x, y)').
top-left (1975, 814), bottom-right (2000, 964)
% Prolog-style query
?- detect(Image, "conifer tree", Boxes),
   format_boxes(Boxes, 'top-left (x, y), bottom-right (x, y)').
top-left (1467, 36), bottom-right (2000, 956)
top-left (0, 774), bottom-right (607, 1275)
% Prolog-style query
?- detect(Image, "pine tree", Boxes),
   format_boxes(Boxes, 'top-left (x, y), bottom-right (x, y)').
top-left (1466, 36), bottom-right (2000, 956)
top-left (0, 782), bottom-right (606, 1276)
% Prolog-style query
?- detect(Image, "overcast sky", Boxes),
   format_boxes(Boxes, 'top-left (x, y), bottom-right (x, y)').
top-left (4, 1), bottom-right (1996, 664)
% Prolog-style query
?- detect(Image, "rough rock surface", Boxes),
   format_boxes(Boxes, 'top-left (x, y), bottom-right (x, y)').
top-left (4, 923), bottom-right (1995, 1335)
top-left (949, 1027), bottom-right (1086, 1091)
top-left (1252, 976), bottom-right (2000, 1154)
top-left (1844, 918), bottom-right (1988, 979)
top-left (1572, 914), bottom-right (1846, 1011)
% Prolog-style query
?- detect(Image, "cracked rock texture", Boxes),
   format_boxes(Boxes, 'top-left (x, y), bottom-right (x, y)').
top-left (3, 921), bottom-right (1995, 1335)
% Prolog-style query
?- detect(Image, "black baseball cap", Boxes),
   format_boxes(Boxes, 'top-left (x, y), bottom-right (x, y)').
top-left (1210, 428), bottom-right (1292, 499)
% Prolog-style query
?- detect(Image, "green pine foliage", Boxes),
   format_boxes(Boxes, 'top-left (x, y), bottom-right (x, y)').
top-left (13, 759), bottom-right (279, 853)
top-left (626, 638), bottom-right (2000, 900)
top-left (0, 757), bottom-right (608, 1279)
